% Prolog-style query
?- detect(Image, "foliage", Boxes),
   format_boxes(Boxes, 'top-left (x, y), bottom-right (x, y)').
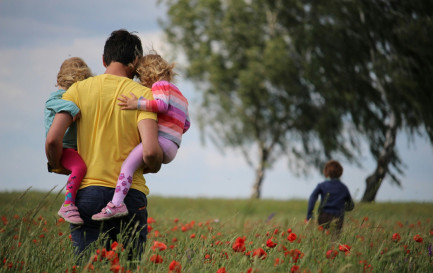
top-left (1, 191), bottom-right (432, 272)
top-left (158, 0), bottom-right (433, 200)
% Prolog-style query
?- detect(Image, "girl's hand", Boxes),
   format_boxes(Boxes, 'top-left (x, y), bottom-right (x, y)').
top-left (117, 92), bottom-right (139, 110)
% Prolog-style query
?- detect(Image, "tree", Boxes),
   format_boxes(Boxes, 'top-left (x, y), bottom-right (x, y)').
top-left (302, 0), bottom-right (433, 202)
top-left (160, 0), bottom-right (356, 198)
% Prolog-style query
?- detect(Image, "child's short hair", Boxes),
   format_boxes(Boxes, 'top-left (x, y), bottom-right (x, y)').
top-left (136, 50), bottom-right (176, 88)
top-left (57, 57), bottom-right (92, 90)
top-left (323, 160), bottom-right (343, 179)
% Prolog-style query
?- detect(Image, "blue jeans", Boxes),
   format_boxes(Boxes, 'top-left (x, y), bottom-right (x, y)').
top-left (70, 186), bottom-right (148, 258)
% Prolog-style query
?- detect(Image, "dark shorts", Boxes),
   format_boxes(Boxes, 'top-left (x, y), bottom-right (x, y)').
top-left (318, 212), bottom-right (344, 232)
top-left (70, 186), bottom-right (148, 258)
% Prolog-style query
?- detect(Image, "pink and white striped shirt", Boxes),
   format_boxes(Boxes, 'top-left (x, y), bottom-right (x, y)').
top-left (138, 81), bottom-right (190, 146)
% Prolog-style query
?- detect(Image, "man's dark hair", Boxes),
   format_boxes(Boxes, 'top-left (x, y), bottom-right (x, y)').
top-left (103, 29), bottom-right (143, 66)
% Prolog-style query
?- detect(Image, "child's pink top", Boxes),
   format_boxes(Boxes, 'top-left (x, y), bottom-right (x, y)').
top-left (137, 81), bottom-right (190, 146)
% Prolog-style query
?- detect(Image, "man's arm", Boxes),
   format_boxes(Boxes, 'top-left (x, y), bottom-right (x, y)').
top-left (45, 112), bottom-right (73, 169)
top-left (137, 119), bottom-right (163, 173)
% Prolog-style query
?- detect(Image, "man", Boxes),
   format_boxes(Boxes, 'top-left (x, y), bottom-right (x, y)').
top-left (45, 29), bottom-right (163, 257)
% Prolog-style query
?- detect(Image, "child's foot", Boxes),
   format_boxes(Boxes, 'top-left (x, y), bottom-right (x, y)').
top-left (58, 204), bottom-right (84, 225)
top-left (91, 202), bottom-right (128, 221)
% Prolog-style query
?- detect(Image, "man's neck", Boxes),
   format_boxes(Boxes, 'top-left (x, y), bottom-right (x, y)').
top-left (104, 62), bottom-right (132, 78)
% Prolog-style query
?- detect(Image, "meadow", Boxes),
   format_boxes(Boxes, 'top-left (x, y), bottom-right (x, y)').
top-left (0, 189), bottom-right (432, 272)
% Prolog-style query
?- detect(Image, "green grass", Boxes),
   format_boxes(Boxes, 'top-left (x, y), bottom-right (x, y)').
top-left (0, 190), bottom-right (432, 272)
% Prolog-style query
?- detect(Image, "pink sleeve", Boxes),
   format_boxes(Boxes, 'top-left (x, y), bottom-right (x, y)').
top-left (137, 81), bottom-right (170, 113)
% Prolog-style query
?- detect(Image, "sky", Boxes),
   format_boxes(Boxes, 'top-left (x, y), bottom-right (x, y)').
top-left (0, 0), bottom-right (432, 203)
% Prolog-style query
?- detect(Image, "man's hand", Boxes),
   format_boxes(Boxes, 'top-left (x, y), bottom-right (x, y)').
top-left (117, 92), bottom-right (139, 110)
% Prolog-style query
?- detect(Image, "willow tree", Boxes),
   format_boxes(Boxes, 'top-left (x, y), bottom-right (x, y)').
top-left (159, 0), bottom-right (356, 198)
top-left (303, 0), bottom-right (433, 202)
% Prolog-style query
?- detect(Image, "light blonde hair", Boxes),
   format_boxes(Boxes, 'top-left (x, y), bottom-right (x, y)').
top-left (136, 51), bottom-right (176, 88)
top-left (57, 57), bottom-right (92, 90)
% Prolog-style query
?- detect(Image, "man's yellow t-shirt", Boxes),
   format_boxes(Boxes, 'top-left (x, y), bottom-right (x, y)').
top-left (63, 74), bottom-right (157, 195)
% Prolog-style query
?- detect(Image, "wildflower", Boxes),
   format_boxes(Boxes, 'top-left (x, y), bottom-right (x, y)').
top-left (326, 249), bottom-right (338, 259)
top-left (290, 265), bottom-right (300, 273)
top-left (287, 233), bottom-right (297, 242)
top-left (190, 233), bottom-right (196, 239)
top-left (392, 233), bottom-right (401, 242)
top-left (251, 248), bottom-right (267, 260)
top-left (147, 217), bottom-right (156, 224)
top-left (339, 244), bottom-right (351, 252)
top-left (1, 216), bottom-right (8, 225)
top-left (169, 260), bottom-right (182, 273)
top-left (287, 228), bottom-right (292, 234)
top-left (152, 241), bottom-right (168, 251)
top-left (216, 267), bottom-right (227, 273)
top-left (266, 238), bottom-right (277, 248)
top-left (150, 254), bottom-right (163, 263)
top-left (413, 234), bottom-right (423, 243)
top-left (232, 236), bottom-right (246, 252)
top-left (274, 258), bottom-right (283, 266)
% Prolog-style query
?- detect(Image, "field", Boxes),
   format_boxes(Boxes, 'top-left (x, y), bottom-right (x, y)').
top-left (0, 189), bottom-right (432, 272)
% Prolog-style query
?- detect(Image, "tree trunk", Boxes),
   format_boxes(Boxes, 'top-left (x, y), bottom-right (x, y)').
top-left (250, 147), bottom-right (268, 199)
top-left (361, 111), bottom-right (397, 202)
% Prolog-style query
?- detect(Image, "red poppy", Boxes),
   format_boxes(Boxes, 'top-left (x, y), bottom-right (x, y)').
top-left (152, 241), bottom-right (168, 251)
top-left (150, 254), bottom-right (163, 263)
top-left (338, 244), bottom-right (351, 252)
top-left (413, 234), bottom-right (423, 243)
top-left (232, 236), bottom-right (246, 252)
top-left (290, 265), bottom-right (300, 273)
top-left (287, 233), bottom-right (297, 242)
top-left (251, 248), bottom-right (267, 260)
top-left (147, 217), bottom-right (156, 224)
top-left (168, 260), bottom-right (182, 273)
top-left (392, 233), bottom-right (401, 242)
top-left (326, 249), bottom-right (338, 259)
top-left (266, 238), bottom-right (277, 248)
top-left (216, 267), bottom-right (226, 273)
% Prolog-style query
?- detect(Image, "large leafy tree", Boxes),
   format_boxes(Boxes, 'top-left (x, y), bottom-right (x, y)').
top-left (304, 0), bottom-right (433, 202)
top-left (160, 0), bottom-right (356, 198)
top-left (159, 0), bottom-right (433, 200)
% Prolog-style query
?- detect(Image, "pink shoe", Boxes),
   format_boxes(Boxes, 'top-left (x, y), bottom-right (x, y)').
top-left (58, 204), bottom-right (83, 225)
top-left (91, 202), bottom-right (128, 221)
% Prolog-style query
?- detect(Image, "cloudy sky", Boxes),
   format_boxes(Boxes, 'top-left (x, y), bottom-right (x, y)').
top-left (0, 0), bottom-right (432, 202)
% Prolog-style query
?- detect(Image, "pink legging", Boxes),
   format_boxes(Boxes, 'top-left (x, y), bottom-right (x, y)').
top-left (111, 136), bottom-right (178, 206)
top-left (61, 148), bottom-right (87, 205)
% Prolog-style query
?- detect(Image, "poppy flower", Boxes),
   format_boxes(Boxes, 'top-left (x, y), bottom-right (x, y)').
top-left (251, 248), bottom-right (267, 260)
top-left (168, 260), bottom-right (182, 273)
top-left (266, 238), bottom-right (277, 248)
top-left (150, 254), bottom-right (163, 263)
top-left (290, 265), bottom-right (300, 273)
top-left (216, 267), bottom-right (226, 273)
top-left (338, 244), bottom-right (351, 252)
top-left (326, 249), bottom-right (338, 259)
top-left (413, 234), bottom-right (423, 243)
top-left (152, 241), bottom-right (167, 251)
top-left (232, 236), bottom-right (246, 252)
top-left (287, 233), bottom-right (297, 242)
top-left (392, 233), bottom-right (401, 242)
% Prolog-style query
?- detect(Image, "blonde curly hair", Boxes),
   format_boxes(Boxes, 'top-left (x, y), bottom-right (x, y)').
top-left (136, 51), bottom-right (176, 88)
top-left (57, 57), bottom-right (92, 90)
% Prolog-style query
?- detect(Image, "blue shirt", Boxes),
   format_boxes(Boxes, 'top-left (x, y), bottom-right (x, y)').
top-left (44, 89), bottom-right (80, 149)
top-left (306, 178), bottom-right (354, 220)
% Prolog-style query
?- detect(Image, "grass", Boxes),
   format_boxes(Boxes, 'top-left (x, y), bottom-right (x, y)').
top-left (0, 190), bottom-right (432, 272)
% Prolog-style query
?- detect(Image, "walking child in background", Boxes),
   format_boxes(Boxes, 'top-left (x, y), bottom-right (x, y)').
top-left (91, 51), bottom-right (190, 221)
top-left (306, 160), bottom-right (354, 235)
top-left (44, 57), bottom-right (92, 225)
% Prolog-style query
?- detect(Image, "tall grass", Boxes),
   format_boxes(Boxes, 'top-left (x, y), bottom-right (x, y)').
top-left (0, 190), bottom-right (432, 272)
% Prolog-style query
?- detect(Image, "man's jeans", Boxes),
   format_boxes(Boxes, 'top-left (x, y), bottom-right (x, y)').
top-left (70, 186), bottom-right (148, 258)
